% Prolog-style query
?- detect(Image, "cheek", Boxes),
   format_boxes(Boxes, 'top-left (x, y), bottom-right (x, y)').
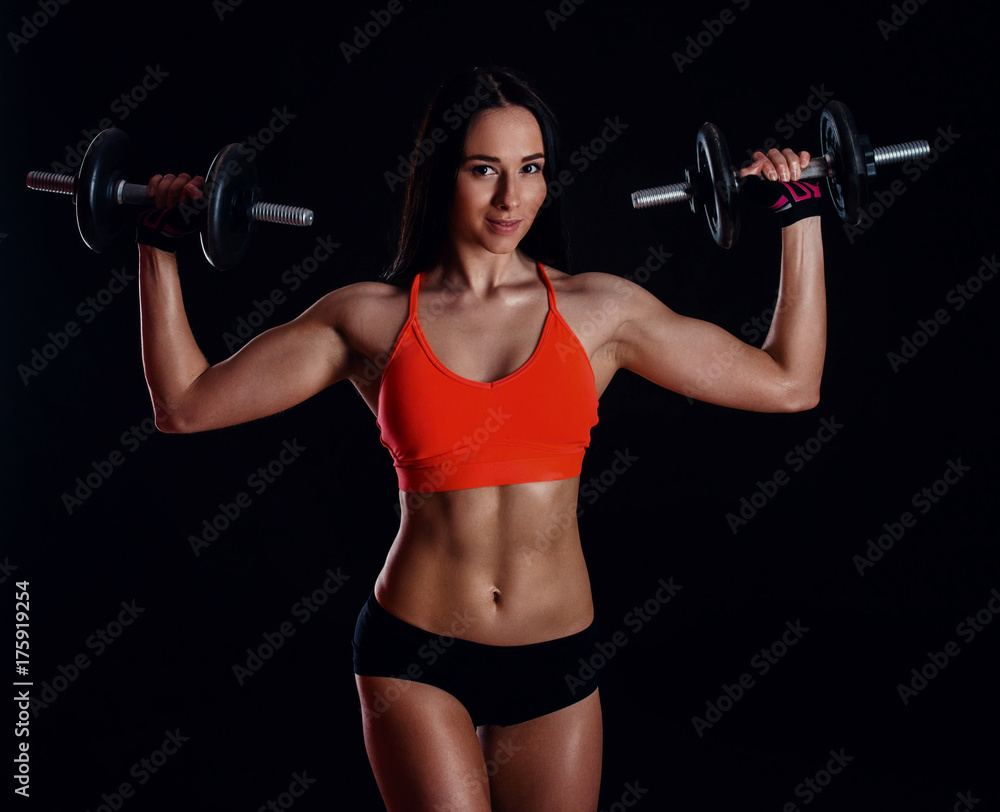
top-left (451, 178), bottom-right (488, 215)
top-left (524, 178), bottom-right (549, 214)
top-left (533, 178), bottom-right (549, 205)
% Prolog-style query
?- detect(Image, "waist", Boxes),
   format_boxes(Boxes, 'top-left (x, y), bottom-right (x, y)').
top-left (377, 479), bottom-right (593, 645)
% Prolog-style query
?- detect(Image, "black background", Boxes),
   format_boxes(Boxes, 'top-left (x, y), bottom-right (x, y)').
top-left (4, 0), bottom-right (998, 810)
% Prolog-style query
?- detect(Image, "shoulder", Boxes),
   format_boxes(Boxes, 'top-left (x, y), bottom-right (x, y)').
top-left (290, 280), bottom-right (412, 362)
top-left (540, 265), bottom-right (666, 318)
top-left (307, 279), bottom-right (409, 324)
top-left (315, 279), bottom-right (409, 306)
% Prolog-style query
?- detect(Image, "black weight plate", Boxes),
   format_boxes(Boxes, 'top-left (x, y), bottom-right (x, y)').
top-left (696, 123), bottom-right (739, 249)
top-left (76, 128), bottom-right (134, 252)
top-left (820, 101), bottom-right (865, 224)
top-left (201, 143), bottom-right (258, 270)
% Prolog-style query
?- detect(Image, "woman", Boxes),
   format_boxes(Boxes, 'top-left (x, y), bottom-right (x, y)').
top-left (138, 67), bottom-right (825, 811)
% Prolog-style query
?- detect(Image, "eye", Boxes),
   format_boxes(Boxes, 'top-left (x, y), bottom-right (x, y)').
top-left (522, 162), bottom-right (544, 175)
top-left (471, 164), bottom-right (496, 177)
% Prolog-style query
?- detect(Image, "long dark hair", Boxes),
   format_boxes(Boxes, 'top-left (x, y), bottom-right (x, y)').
top-left (381, 66), bottom-right (570, 286)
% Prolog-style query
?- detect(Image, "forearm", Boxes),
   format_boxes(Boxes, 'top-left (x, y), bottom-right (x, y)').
top-left (138, 244), bottom-right (210, 430)
top-left (760, 216), bottom-right (826, 407)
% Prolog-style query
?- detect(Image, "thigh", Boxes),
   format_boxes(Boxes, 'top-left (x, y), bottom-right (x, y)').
top-left (478, 688), bottom-right (603, 812)
top-left (356, 675), bottom-right (492, 812)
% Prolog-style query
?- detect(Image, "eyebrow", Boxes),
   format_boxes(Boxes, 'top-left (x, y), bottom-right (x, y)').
top-left (463, 152), bottom-right (545, 163)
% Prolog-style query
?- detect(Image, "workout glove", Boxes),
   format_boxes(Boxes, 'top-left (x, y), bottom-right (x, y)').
top-left (136, 207), bottom-right (199, 254)
top-left (746, 175), bottom-right (824, 228)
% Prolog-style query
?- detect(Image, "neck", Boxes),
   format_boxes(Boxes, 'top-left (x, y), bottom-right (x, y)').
top-left (432, 243), bottom-right (536, 297)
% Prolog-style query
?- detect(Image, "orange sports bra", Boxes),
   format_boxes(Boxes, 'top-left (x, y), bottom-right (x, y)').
top-left (376, 261), bottom-right (599, 493)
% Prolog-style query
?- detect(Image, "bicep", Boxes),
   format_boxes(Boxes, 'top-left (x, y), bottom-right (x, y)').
top-left (167, 295), bottom-right (353, 432)
top-left (612, 289), bottom-right (797, 412)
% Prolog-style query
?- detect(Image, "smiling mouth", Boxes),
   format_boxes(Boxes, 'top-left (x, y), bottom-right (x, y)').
top-left (487, 218), bottom-right (522, 232)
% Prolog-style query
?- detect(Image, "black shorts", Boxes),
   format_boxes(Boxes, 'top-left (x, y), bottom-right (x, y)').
top-left (353, 592), bottom-right (600, 727)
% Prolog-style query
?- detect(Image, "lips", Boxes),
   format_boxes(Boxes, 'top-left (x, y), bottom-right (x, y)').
top-left (486, 218), bottom-right (522, 234)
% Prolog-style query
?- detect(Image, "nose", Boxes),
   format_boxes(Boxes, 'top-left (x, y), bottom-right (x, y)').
top-left (493, 175), bottom-right (519, 211)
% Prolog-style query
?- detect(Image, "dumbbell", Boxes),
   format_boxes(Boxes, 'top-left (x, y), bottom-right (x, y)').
top-left (26, 128), bottom-right (314, 270)
top-left (630, 101), bottom-right (930, 248)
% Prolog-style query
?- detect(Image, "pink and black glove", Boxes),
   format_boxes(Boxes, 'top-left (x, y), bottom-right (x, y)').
top-left (747, 176), bottom-right (824, 228)
top-left (136, 206), bottom-right (199, 254)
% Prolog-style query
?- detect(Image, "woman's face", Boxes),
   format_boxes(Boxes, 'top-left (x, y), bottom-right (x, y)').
top-left (448, 104), bottom-right (548, 257)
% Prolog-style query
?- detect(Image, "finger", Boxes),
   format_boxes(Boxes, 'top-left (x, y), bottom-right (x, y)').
top-left (767, 148), bottom-right (793, 182)
top-left (146, 174), bottom-right (164, 199)
top-left (778, 148), bottom-right (803, 181)
top-left (181, 175), bottom-right (206, 204)
top-left (165, 173), bottom-right (194, 208)
top-left (154, 173), bottom-right (176, 208)
top-left (752, 149), bottom-right (779, 181)
top-left (738, 156), bottom-right (766, 179)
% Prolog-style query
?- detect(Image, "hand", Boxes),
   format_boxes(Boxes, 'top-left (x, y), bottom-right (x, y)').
top-left (136, 173), bottom-right (206, 253)
top-left (740, 147), bottom-right (811, 183)
top-left (145, 173), bottom-right (205, 208)
top-left (739, 147), bottom-right (823, 227)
